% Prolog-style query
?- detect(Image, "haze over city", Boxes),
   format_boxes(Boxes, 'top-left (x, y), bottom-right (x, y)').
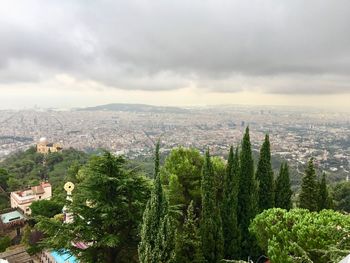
top-left (2, 1), bottom-right (350, 263)
top-left (1, 0), bottom-right (350, 109)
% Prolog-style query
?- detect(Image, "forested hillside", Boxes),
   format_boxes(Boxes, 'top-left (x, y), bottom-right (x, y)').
top-left (0, 147), bottom-right (89, 209)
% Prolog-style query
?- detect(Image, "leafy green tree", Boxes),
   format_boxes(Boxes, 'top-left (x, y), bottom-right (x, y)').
top-left (0, 236), bottom-right (11, 252)
top-left (168, 174), bottom-right (185, 210)
top-left (332, 181), bottom-right (350, 212)
top-left (299, 158), bottom-right (318, 211)
top-left (238, 127), bottom-right (259, 258)
top-left (174, 201), bottom-right (204, 263)
top-left (30, 200), bottom-right (63, 218)
top-left (221, 146), bottom-right (240, 259)
top-left (161, 147), bottom-right (203, 219)
top-left (0, 168), bottom-right (9, 209)
top-left (0, 147), bottom-right (88, 190)
top-left (37, 151), bottom-right (150, 263)
top-left (139, 142), bottom-right (175, 263)
top-left (250, 208), bottom-right (350, 263)
top-left (318, 172), bottom-right (332, 210)
top-left (201, 149), bottom-right (224, 263)
top-left (256, 135), bottom-right (274, 211)
top-left (0, 168), bottom-right (9, 190)
top-left (275, 163), bottom-right (292, 210)
top-left (7, 176), bottom-right (21, 191)
top-left (0, 192), bottom-right (9, 210)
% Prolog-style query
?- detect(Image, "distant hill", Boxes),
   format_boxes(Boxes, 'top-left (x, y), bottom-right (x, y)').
top-left (76, 103), bottom-right (189, 114)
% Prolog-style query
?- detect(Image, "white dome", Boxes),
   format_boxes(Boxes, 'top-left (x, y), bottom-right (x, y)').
top-left (39, 137), bottom-right (48, 144)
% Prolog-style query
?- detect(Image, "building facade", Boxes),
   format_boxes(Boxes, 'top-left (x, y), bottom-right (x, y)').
top-left (10, 182), bottom-right (52, 215)
top-left (36, 137), bottom-right (62, 154)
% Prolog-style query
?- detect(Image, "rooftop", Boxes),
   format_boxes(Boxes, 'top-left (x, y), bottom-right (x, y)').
top-left (0, 210), bottom-right (25, 224)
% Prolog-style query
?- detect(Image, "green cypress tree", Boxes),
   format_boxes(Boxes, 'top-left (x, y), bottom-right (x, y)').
top-left (318, 172), bottom-right (332, 210)
top-left (222, 146), bottom-right (240, 259)
top-left (256, 134), bottom-right (275, 211)
top-left (238, 127), bottom-right (259, 259)
top-left (174, 201), bottom-right (205, 263)
top-left (201, 149), bottom-right (224, 263)
top-left (139, 142), bottom-right (172, 263)
top-left (299, 158), bottom-right (319, 211)
top-left (275, 163), bottom-right (292, 210)
top-left (154, 209), bottom-right (176, 263)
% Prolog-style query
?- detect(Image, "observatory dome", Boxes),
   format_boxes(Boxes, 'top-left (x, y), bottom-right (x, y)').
top-left (39, 137), bottom-right (48, 144)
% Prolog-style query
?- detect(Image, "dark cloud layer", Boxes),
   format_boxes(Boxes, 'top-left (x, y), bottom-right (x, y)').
top-left (1, 0), bottom-right (350, 94)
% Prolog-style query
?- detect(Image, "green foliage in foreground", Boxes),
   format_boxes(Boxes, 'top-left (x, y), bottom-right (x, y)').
top-left (250, 208), bottom-right (350, 263)
top-left (256, 134), bottom-right (274, 212)
top-left (0, 236), bottom-right (11, 252)
top-left (174, 201), bottom-right (204, 263)
top-left (221, 146), bottom-right (240, 259)
top-left (299, 158), bottom-right (318, 211)
top-left (139, 142), bottom-right (175, 263)
top-left (275, 162), bottom-right (292, 210)
top-left (201, 150), bottom-right (224, 263)
top-left (36, 152), bottom-right (150, 263)
top-left (30, 199), bottom-right (63, 218)
top-left (332, 181), bottom-right (350, 212)
top-left (160, 147), bottom-right (204, 222)
top-left (238, 127), bottom-right (259, 259)
top-left (318, 172), bottom-right (332, 210)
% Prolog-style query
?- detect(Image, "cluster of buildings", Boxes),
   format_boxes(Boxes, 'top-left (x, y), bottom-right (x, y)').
top-left (0, 180), bottom-right (78, 263)
top-left (0, 106), bottom-right (349, 179)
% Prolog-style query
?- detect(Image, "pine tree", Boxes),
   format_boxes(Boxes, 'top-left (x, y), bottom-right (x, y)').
top-left (201, 149), bottom-right (224, 263)
top-left (174, 201), bottom-right (205, 263)
top-left (275, 163), bottom-right (292, 210)
top-left (299, 158), bottom-right (319, 211)
top-left (256, 134), bottom-right (275, 211)
top-left (222, 146), bottom-right (240, 259)
top-left (238, 127), bottom-right (259, 259)
top-left (139, 142), bottom-right (174, 263)
top-left (318, 172), bottom-right (332, 210)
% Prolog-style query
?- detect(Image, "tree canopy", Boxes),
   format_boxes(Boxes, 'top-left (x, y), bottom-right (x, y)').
top-left (30, 199), bottom-right (63, 218)
top-left (250, 208), bottom-right (350, 263)
top-left (37, 151), bottom-right (150, 263)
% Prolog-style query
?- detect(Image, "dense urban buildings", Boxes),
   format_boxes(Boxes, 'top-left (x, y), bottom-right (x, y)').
top-left (0, 104), bottom-right (349, 182)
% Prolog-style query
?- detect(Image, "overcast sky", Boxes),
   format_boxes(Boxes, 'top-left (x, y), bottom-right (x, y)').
top-left (1, 0), bottom-right (350, 109)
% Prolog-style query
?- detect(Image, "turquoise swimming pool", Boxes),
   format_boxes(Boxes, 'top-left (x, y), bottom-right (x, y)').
top-left (50, 251), bottom-right (77, 263)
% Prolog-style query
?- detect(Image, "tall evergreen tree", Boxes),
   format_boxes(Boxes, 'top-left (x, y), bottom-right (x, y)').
top-left (154, 211), bottom-right (176, 263)
top-left (36, 152), bottom-right (150, 263)
top-left (275, 163), bottom-right (292, 210)
top-left (174, 201), bottom-right (205, 263)
top-left (201, 149), bottom-right (224, 263)
top-left (139, 142), bottom-right (175, 263)
top-left (256, 134), bottom-right (275, 211)
top-left (222, 146), bottom-right (240, 259)
top-left (299, 158), bottom-right (319, 211)
top-left (238, 127), bottom-right (259, 259)
top-left (318, 172), bottom-right (332, 210)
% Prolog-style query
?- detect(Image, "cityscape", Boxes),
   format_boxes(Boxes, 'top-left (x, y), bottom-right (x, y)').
top-left (1, 104), bottom-right (349, 183)
top-left (1, 0), bottom-right (350, 261)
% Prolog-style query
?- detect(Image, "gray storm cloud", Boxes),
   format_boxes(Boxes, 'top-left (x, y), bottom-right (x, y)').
top-left (0, 0), bottom-right (350, 94)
